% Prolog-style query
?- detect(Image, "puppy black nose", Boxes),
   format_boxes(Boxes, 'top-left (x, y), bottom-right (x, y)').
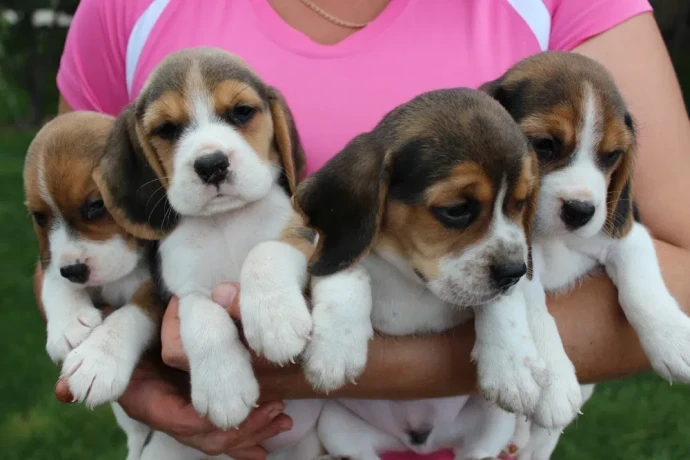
top-left (194, 152), bottom-right (229, 185)
top-left (561, 199), bottom-right (596, 229)
top-left (491, 262), bottom-right (527, 290)
top-left (60, 263), bottom-right (90, 284)
top-left (407, 429), bottom-right (431, 446)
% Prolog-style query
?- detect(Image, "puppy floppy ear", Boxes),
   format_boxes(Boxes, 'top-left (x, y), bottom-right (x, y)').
top-left (294, 133), bottom-right (389, 276)
top-left (522, 153), bottom-right (540, 279)
top-left (604, 148), bottom-right (635, 238)
top-left (267, 87), bottom-right (306, 195)
top-left (93, 105), bottom-right (179, 240)
top-left (479, 77), bottom-right (530, 121)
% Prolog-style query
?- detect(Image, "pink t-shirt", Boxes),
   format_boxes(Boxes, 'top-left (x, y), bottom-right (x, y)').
top-left (57, 1), bottom-right (651, 458)
top-left (58, 0), bottom-right (651, 176)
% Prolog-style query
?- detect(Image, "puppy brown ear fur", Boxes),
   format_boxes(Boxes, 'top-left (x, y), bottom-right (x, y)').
top-left (268, 87), bottom-right (306, 194)
top-left (604, 149), bottom-right (635, 238)
top-left (93, 105), bottom-right (179, 240)
top-left (294, 133), bottom-right (388, 277)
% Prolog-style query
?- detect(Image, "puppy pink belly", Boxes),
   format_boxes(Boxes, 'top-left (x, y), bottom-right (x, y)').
top-left (381, 449), bottom-right (454, 460)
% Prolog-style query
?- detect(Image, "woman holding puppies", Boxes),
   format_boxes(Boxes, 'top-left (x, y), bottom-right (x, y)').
top-left (42, 0), bottom-right (690, 458)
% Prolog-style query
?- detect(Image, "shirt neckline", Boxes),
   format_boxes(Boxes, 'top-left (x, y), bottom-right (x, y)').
top-left (249, 0), bottom-right (410, 58)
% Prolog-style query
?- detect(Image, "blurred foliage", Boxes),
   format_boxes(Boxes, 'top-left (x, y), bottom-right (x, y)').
top-left (0, 1), bottom-right (79, 125)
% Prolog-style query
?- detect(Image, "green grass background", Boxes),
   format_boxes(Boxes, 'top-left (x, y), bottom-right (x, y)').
top-left (2, 34), bottom-right (690, 460)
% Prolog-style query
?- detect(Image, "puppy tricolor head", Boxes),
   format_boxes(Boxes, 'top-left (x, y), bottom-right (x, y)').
top-left (23, 112), bottom-right (140, 286)
top-left (481, 51), bottom-right (636, 239)
top-left (295, 89), bottom-right (538, 306)
top-left (95, 47), bottom-right (305, 240)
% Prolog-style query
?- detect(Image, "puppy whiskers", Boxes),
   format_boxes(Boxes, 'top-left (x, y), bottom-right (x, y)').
top-left (147, 189), bottom-right (170, 226)
top-left (144, 184), bottom-right (167, 210)
top-left (137, 176), bottom-right (171, 193)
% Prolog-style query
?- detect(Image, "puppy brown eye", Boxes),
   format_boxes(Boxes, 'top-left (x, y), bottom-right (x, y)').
top-left (515, 200), bottom-right (526, 211)
top-left (81, 199), bottom-right (107, 221)
top-left (530, 136), bottom-right (561, 162)
top-left (600, 150), bottom-right (623, 168)
top-left (432, 200), bottom-right (480, 229)
top-left (32, 212), bottom-right (48, 228)
top-left (225, 104), bottom-right (256, 125)
top-left (152, 122), bottom-right (183, 141)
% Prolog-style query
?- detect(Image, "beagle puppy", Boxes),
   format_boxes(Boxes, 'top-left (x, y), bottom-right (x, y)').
top-left (479, 51), bottom-right (690, 458)
top-left (93, 47), bottom-right (324, 459)
top-left (243, 88), bottom-right (548, 459)
top-left (23, 111), bottom-right (162, 411)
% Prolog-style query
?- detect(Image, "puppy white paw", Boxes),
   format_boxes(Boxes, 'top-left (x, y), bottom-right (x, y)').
top-left (190, 347), bottom-right (260, 429)
top-left (61, 325), bottom-right (138, 408)
top-left (303, 265), bottom-right (373, 392)
top-left (640, 307), bottom-right (690, 383)
top-left (303, 320), bottom-right (372, 392)
top-left (473, 343), bottom-right (548, 415)
top-left (240, 241), bottom-right (312, 364)
top-left (46, 306), bottom-right (103, 363)
top-left (531, 366), bottom-right (582, 430)
top-left (241, 289), bottom-right (312, 364)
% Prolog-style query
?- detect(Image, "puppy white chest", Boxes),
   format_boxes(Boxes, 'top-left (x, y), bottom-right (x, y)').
top-left (99, 263), bottom-right (151, 308)
top-left (534, 236), bottom-right (600, 292)
top-left (362, 251), bottom-right (471, 336)
top-left (160, 187), bottom-right (292, 296)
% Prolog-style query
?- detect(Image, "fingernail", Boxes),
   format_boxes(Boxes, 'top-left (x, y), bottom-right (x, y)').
top-left (279, 419), bottom-right (292, 431)
top-left (54, 380), bottom-right (74, 403)
top-left (213, 283), bottom-right (238, 307)
top-left (268, 403), bottom-right (284, 419)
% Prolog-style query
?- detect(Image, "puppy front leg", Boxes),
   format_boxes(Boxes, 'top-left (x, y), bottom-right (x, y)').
top-left (111, 402), bottom-right (154, 460)
top-left (62, 280), bottom-right (162, 408)
top-left (179, 293), bottom-right (259, 429)
top-left (514, 384), bottom-right (596, 460)
top-left (472, 285), bottom-right (548, 415)
top-left (42, 270), bottom-right (103, 363)
top-left (605, 223), bottom-right (690, 383)
top-left (502, 416), bottom-right (532, 459)
top-left (303, 265), bottom-right (374, 392)
top-left (522, 276), bottom-right (582, 430)
top-left (240, 240), bottom-right (313, 364)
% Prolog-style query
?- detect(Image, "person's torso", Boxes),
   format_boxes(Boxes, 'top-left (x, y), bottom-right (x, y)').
top-left (123, 0), bottom-right (550, 173)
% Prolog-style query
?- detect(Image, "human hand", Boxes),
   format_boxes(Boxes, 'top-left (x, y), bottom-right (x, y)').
top-left (161, 283), bottom-right (309, 402)
top-left (160, 283), bottom-right (243, 371)
top-left (55, 353), bottom-right (292, 459)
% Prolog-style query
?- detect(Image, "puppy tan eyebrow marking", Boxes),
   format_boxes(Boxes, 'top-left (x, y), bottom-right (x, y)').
top-left (425, 162), bottom-right (493, 207)
top-left (143, 91), bottom-right (189, 135)
top-left (213, 81), bottom-right (263, 114)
